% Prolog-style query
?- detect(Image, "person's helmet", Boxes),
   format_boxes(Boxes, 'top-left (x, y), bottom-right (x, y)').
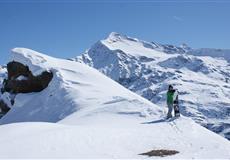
top-left (168, 85), bottom-right (173, 90)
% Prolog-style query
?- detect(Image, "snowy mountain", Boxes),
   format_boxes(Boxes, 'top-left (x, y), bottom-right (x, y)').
top-left (75, 32), bottom-right (230, 140)
top-left (0, 48), bottom-right (230, 158)
top-left (189, 48), bottom-right (230, 62)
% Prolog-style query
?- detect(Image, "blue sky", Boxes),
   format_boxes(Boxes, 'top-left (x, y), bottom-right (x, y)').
top-left (0, 0), bottom-right (230, 64)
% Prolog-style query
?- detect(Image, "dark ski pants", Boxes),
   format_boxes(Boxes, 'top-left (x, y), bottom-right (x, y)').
top-left (167, 103), bottom-right (173, 118)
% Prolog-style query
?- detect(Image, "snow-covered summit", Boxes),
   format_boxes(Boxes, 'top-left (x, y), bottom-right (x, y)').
top-left (102, 32), bottom-right (165, 58)
top-left (104, 32), bottom-right (230, 59)
top-left (107, 32), bottom-right (130, 42)
top-left (104, 32), bottom-right (192, 55)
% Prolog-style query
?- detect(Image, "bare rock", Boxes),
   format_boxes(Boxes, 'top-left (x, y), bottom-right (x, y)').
top-left (4, 61), bottom-right (53, 93)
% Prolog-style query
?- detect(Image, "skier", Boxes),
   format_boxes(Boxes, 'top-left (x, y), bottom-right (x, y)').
top-left (166, 85), bottom-right (180, 119)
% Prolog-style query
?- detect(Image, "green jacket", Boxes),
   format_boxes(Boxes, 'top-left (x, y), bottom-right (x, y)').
top-left (167, 91), bottom-right (174, 104)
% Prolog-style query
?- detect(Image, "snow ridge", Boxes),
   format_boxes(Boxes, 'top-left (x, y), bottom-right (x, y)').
top-left (0, 48), bottom-right (163, 124)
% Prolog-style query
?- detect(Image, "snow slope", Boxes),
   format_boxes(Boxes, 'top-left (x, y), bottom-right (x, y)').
top-left (75, 32), bottom-right (230, 140)
top-left (0, 48), bottom-right (161, 124)
top-left (0, 48), bottom-right (229, 158)
top-left (1, 116), bottom-right (230, 159)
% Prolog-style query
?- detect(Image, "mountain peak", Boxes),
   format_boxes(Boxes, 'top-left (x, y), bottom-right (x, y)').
top-left (108, 32), bottom-right (122, 38)
top-left (180, 43), bottom-right (191, 50)
top-left (106, 32), bottom-right (127, 42)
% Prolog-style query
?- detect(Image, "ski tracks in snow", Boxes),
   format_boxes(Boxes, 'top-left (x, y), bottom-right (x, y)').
top-left (168, 119), bottom-right (183, 134)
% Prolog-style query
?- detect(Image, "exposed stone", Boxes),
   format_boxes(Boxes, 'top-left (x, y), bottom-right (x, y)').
top-left (7, 61), bottom-right (32, 80)
top-left (0, 100), bottom-right (10, 114)
top-left (4, 61), bottom-right (53, 94)
top-left (139, 149), bottom-right (179, 157)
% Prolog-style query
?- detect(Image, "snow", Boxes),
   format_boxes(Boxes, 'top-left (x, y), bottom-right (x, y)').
top-left (76, 32), bottom-right (230, 141)
top-left (15, 75), bottom-right (28, 80)
top-left (0, 48), bottom-right (229, 158)
top-left (0, 116), bottom-right (230, 159)
top-left (0, 48), bottom-right (162, 124)
top-left (0, 92), bottom-right (13, 108)
top-left (11, 48), bottom-right (53, 76)
top-left (102, 32), bottom-right (173, 61)
top-left (0, 66), bottom-right (7, 106)
top-left (0, 66), bottom-right (7, 84)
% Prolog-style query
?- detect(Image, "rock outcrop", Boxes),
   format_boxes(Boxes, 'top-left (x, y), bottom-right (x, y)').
top-left (0, 61), bottom-right (53, 116)
top-left (4, 61), bottom-right (53, 94)
top-left (7, 61), bottom-right (32, 80)
top-left (0, 100), bottom-right (10, 114)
